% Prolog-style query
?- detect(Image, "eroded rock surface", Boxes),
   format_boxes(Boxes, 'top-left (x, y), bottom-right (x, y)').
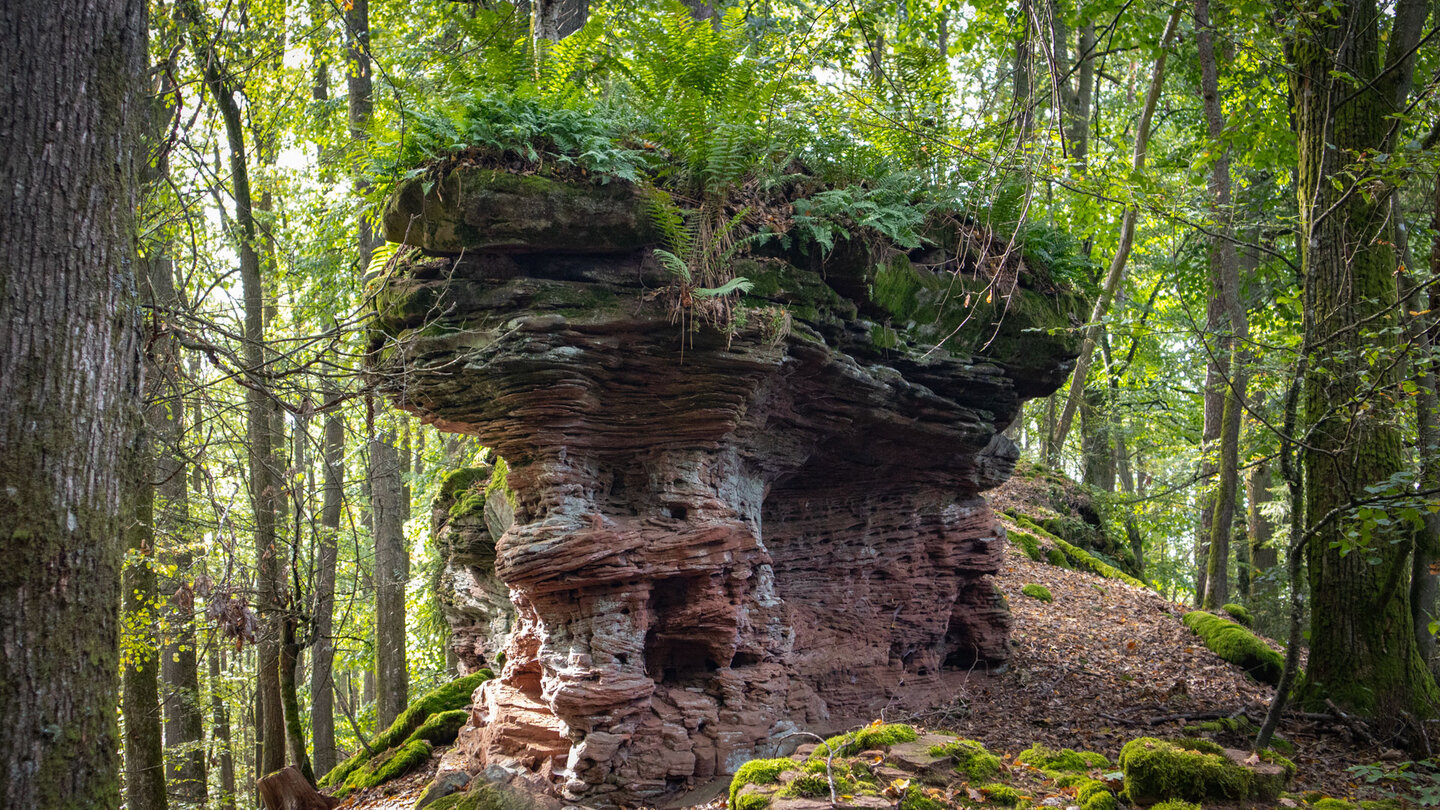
top-left (374, 167), bottom-right (1086, 805)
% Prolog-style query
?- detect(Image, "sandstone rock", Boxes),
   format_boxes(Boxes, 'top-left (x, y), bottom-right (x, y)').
top-left (372, 168), bottom-right (1086, 806)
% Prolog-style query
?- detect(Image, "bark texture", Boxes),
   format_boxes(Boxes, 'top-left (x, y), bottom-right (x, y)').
top-left (1293, 0), bottom-right (1438, 718)
top-left (0, 1), bottom-right (146, 806)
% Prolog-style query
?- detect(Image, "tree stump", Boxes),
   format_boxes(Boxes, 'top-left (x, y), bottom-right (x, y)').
top-left (258, 766), bottom-right (342, 810)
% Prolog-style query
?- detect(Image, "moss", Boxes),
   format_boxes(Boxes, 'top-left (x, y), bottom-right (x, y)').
top-left (1011, 530), bottom-right (1044, 562)
top-left (812, 723), bottom-right (918, 759)
top-left (899, 784), bottom-right (948, 810)
top-left (1182, 611), bottom-right (1285, 686)
top-left (1017, 745), bottom-right (1109, 772)
top-left (1173, 737), bottom-right (1225, 756)
top-left (485, 457), bottom-right (517, 511)
top-left (1312, 800), bottom-right (1355, 810)
top-left (439, 467), bottom-right (491, 502)
top-left (1077, 779), bottom-right (1118, 810)
top-left (1222, 603), bottom-right (1253, 627)
top-left (426, 781), bottom-right (535, 810)
top-left (778, 772), bottom-right (832, 799)
top-left (729, 759), bottom-right (795, 808)
top-left (733, 794), bottom-right (772, 810)
top-left (980, 783), bottom-right (1024, 806)
top-left (1151, 802), bottom-right (1202, 810)
top-left (1021, 584), bottom-right (1054, 603)
top-left (404, 709), bottom-right (469, 746)
top-left (319, 671), bottom-right (492, 787)
top-left (335, 739), bottom-right (433, 797)
top-left (1185, 717), bottom-right (1294, 755)
top-left (1118, 737), bottom-right (1255, 804)
top-left (1047, 547), bottom-right (1071, 568)
top-left (929, 738), bottom-right (1002, 781)
top-left (1013, 516), bottom-right (1146, 588)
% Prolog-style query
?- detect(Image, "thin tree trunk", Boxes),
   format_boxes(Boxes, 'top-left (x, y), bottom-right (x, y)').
top-left (123, 430), bottom-right (169, 810)
top-left (0, 4), bottom-right (145, 808)
top-left (210, 646), bottom-right (238, 810)
top-left (1197, 0), bottom-right (1248, 611)
top-left (1401, 186), bottom-right (1440, 668)
top-left (311, 383), bottom-right (343, 775)
top-left (179, 0), bottom-right (287, 775)
top-left (1048, 2), bottom-right (1184, 466)
top-left (371, 416), bottom-right (410, 728)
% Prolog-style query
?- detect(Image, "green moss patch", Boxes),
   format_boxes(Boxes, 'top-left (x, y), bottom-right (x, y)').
top-left (335, 739), bottom-right (433, 798)
top-left (1020, 584), bottom-right (1054, 603)
top-left (729, 759), bottom-right (796, 807)
top-left (1221, 603), bottom-right (1253, 627)
top-left (426, 781), bottom-right (536, 810)
top-left (928, 738), bottom-right (1001, 782)
top-left (1011, 529), bottom-right (1044, 562)
top-left (1011, 516), bottom-right (1146, 588)
top-left (899, 784), bottom-right (949, 810)
top-left (1181, 611), bottom-right (1285, 686)
top-left (1077, 777), bottom-right (1118, 810)
top-left (1047, 548), bottom-right (1071, 568)
top-left (319, 670), bottom-right (492, 787)
top-left (1150, 802), bottom-right (1202, 810)
top-left (1119, 736), bottom-right (1291, 804)
top-left (1017, 744), bottom-right (1109, 772)
top-left (979, 783), bottom-right (1024, 806)
top-left (812, 723), bottom-right (919, 759)
top-left (404, 709), bottom-right (469, 746)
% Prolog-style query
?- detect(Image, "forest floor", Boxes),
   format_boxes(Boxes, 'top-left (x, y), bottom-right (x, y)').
top-left (337, 543), bottom-right (1421, 810)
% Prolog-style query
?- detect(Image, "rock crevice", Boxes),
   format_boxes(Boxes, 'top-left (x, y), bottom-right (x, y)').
top-left (374, 168), bottom-right (1086, 804)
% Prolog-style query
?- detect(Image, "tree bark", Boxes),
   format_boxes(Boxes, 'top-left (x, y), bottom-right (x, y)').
top-left (0, 1), bottom-right (146, 807)
top-left (1401, 185), bottom-right (1440, 669)
top-left (1293, 0), bottom-right (1438, 718)
top-left (257, 766), bottom-right (341, 810)
top-left (123, 433), bottom-right (169, 810)
top-left (371, 417), bottom-right (410, 728)
top-left (534, 0), bottom-right (588, 41)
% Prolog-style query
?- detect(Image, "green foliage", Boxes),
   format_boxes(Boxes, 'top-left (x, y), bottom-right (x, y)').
top-left (729, 759), bottom-right (795, 808)
top-left (1182, 611), bottom-right (1285, 686)
top-left (929, 738), bottom-right (1001, 782)
top-left (899, 784), bottom-right (949, 810)
top-left (1346, 759), bottom-right (1440, 807)
top-left (1021, 584), bottom-right (1054, 603)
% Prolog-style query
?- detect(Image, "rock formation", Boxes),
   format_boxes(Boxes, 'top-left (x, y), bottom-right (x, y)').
top-left (372, 167), bottom-right (1087, 805)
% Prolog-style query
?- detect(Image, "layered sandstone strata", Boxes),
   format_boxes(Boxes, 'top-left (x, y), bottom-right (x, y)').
top-left (373, 168), bottom-right (1086, 804)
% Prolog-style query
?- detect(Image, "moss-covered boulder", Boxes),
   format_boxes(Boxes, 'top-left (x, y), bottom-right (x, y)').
top-left (1181, 611), bottom-right (1285, 686)
top-left (1118, 737), bottom-right (1293, 805)
top-left (992, 461), bottom-right (1140, 577)
top-left (927, 738), bottom-right (1002, 782)
top-left (405, 709), bottom-right (470, 746)
top-left (1222, 603), bottom-right (1253, 627)
top-left (425, 781), bottom-right (536, 810)
top-left (319, 671), bottom-right (491, 787)
top-left (1017, 744), bottom-right (1109, 772)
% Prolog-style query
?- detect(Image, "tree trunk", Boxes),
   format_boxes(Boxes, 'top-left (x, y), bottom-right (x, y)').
top-left (280, 618), bottom-right (316, 784)
top-left (371, 415), bottom-right (410, 728)
top-left (257, 766), bottom-right (341, 810)
top-left (0, 2), bottom-right (145, 807)
top-left (179, 0), bottom-right (287, 774)
top-left (123, 439), bottom-right (169, 810)
top-left (210, 646), bottom-right (238, 810)
top-left (1401, 185), bottom-right (1440, 669)
top-left (534, 0), bottom-right (588, 41)
top-left (310, 384), bottom-right (343, 775)
top-left (1293, 0), bottom-right (1437, 719)
top-left (1197, 0), bottom-right (1249, 613)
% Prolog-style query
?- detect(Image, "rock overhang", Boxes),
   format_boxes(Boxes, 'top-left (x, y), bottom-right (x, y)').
top-left (369, 164), bottom-right (1087, 805)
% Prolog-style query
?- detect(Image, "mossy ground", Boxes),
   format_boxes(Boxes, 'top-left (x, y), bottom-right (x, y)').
top-left (1118, 736), bottom-right (1291, 805)
top-left (319, 670), bottom-right (491, 788)
top-left (334, 739), bottom-right (433, 798)
top-left (425, 781), bottom-right (535, 810)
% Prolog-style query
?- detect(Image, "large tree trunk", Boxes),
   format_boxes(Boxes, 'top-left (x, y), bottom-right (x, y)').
top-left (0, 1), bottom-right (146, 806)
top-left (257, 766), bottom-right (340, 810)
top-left (1197, 0), bottom-right (1248, 611)
top-left (179, 0), bottom-right (287, 775)
top-left (1293, 0), bottom-right (1437, 719)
